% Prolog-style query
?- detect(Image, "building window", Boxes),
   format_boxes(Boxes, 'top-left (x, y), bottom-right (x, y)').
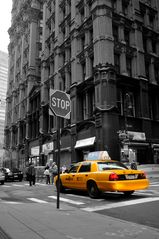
top-left (124, 92), bottom-right (135, 116)
top-left (114, 53), bottom-right (120, 74)
top-left (145, 60), bottom-right (150, 79)
top-left (124, 92), bottom-right (135, 117)
top-left (154, 64), bottom-right (159, 84)
top-left (122, 0), bottom-right (129, 15)
top-left (117, 91), bottom-right (135, 117)
top-left (81, 62), bottom-right (86, 80)
top-left (149, 13), bottom-right (154, 28)
top-left (112, 0), bottom-right (117, 10)
top-left (143, 34), bottom-right (147, 52)
top-left (151, 94), bottom-right (159, 120)
top-left (152, 39), bottom-right (157, 54)
top-left (113, 25), bottom-right (119, 42)
top-left (30, 94), bottom-right (40, 139)
top-left (79, 90), bottom-right (94, 121)
top-left (81, 34), bottom-right (85, 51)
top-left (80, 6), bottom-right (84, 24)
top-left (126, 56), bottom-right (132, 76)
top-left (124, 28), bottom-right (130, 45)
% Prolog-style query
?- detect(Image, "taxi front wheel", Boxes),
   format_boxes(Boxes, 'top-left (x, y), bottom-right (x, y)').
top-left (87, 181), bottom-right (100, 199)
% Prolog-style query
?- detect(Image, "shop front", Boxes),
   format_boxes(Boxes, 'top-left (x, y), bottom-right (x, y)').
top-left (119, 131), bottom-right (150, 165)
top-left (42, 142), bottom-right (54, 166)
top-left (30, 146), bottom-right (40, 166)
top-left (74, 136), bottom-right (96, 162)
top-left (151, 144), bottom-right (159, 164)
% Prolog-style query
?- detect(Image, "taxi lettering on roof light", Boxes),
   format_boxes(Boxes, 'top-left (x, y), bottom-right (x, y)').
top-left (85, 151), bottom-right (111, 161)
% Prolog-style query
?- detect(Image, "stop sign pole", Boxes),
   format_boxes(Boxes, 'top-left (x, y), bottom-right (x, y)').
top-left (49, 90), bottom-right (71, 209)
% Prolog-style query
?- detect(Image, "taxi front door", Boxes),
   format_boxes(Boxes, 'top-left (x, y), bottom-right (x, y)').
top-left (72, 163), bottom-right (91, 190)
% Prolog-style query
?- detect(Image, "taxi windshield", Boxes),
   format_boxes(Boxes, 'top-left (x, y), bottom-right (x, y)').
top-left (98, 161), bottom-right (128, 171)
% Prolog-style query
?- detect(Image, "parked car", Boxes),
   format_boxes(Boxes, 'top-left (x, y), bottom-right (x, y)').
top-left (1, 168), bottom-right (14, 181)
top-left (54, 159), bottom-right (149, 198)
top-left (0, 168), bottom-right (5, 185)
top-left (1, 168), bottom-right (23, 182)
top-left (12, 168), bottom-right (23, 182)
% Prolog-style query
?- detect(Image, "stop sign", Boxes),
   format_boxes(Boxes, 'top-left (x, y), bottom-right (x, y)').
top-left (50, 89), bottom-right (71, 119)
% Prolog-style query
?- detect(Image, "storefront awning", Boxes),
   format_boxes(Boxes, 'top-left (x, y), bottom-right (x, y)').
top-left (75, 137), bottom-right (95, 149)
top-left (127, 142), bottom-right (149, 147)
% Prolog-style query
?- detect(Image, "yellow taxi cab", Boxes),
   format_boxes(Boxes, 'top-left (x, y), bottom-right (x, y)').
top-left (54, 151), bottom-right (149, 198)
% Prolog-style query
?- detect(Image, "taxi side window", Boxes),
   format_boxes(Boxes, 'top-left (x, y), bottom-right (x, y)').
top-left (78, 163), bottom-right (91, 173)
top-left (69, 165), bottom-right (78, 173)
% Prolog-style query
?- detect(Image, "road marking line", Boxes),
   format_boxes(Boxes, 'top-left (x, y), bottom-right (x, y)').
top-left (150, 184), bottom-right (159, 187)
top-left (35, 183), bottom-right (48, 186)
top-left (0, 201), bottom-right (23, 204)
top-left (67, 193), bottom-right (103, 201)
top-left (1, 185), bottom-right (11, 187)
top-left (12, 184), bottom-right (24, 187)
top-left (82, 197), bottom-right (159, 212)
top-left (27, 198), bottom-right (48, 203)
top-left (48, 196), bottom-right (85, 205)
top-left (135, 192), bottom-right (158, 196)
top-left (150, 182), bottom-right (159, 185)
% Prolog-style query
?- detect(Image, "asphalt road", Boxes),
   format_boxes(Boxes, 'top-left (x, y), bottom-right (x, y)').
top-left (0, 178), bottom-right (159, 230)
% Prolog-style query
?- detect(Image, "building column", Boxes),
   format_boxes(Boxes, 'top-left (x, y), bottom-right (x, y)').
top-left (92, 0), bottom-right (120, 159)
top-left (26, 9), bottom-right (39, 139)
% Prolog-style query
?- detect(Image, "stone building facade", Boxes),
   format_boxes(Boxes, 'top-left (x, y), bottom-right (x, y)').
top-left (0, 51), bottom-right (8, 167)
top-left (4, 0), bottom-right (159, 169)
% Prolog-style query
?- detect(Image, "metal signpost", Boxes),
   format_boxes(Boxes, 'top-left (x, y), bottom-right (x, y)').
top-left (49, 89), bottom-right (71, 209)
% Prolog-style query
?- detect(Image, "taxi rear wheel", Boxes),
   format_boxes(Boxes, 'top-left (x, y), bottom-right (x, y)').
top-left (87, 181), bottom-right (100, 198)
top-left (123, 190), bottom-right (134, 197)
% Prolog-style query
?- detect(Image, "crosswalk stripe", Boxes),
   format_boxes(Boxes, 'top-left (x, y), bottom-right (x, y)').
top-left (67, 193), bottom-right (104, 201)
top-left (82, 197), bottom-right (159, 212)
top-left (12, 184), bottom-right (24, 187)
top-left (150, 182), bottom-right (159, 184)
top-left (35, 183), bottom-right (48, 186)
top-left (2, 201), bottom-right (23, 204)
top-left (48, 196), bottom-right (85, 205)
top-left (27, 198), bottom-right (48, 203)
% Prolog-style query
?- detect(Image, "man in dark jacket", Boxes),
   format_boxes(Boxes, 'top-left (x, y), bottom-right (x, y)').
top-left (27, 163), bottom-right (36, 186)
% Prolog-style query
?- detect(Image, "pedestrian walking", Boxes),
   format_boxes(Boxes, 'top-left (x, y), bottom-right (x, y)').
top-left (27, 163), bottom-right (36, 186)
top-left (44, 167), bottom-right (50, 184)
top-left (61, 164), bottom-right (67, 173)
top-left (51, 162), bottom-right (58, 184)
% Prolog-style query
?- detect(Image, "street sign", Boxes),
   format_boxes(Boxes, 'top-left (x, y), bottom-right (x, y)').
top-left (49, 89), bottom-right (71, 209)
top-left (50, 89), bottom-right (71, 119)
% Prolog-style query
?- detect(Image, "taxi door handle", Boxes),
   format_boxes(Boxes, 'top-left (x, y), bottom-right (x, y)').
top-left (85, 174), bottom-right (88, 176)
top-left (72, 175), bottom-right (75, 177)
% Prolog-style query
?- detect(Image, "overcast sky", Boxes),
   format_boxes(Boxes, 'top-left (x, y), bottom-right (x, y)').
top-left (0, 1), bottom-right (12, 53)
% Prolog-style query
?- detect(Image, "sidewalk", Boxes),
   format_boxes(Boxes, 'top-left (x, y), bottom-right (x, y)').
top-left (0, 200), bottom-right (159, 239)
